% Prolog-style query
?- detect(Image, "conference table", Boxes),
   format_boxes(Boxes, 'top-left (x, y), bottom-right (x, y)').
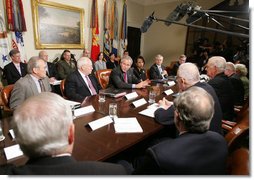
top-left (0, 82), bottom-right (178, 166)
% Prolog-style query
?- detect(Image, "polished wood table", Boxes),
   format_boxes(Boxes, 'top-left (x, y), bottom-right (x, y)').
top-left (0, 83), bottom-right (178, 166)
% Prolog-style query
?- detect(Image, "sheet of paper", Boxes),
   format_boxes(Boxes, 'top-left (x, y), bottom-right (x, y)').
top-left (167, 81), bottom-right (176, 87)
top-left (74, 105), bottom-right (95, 117)
top-left (132, 98), bottom-right (147, 107)
top-left (88, 116), bottom-right (113, 131)
top-left (114, 118), bottom-right (143, 133)
top-left (139, 104), bottom-right (160, 118)
top-left (4, 144), bottom-right (24, 161)
top-left (125, 92), bottom-right (138, 100)
top-left (164, 89), bottom-right (174, 96)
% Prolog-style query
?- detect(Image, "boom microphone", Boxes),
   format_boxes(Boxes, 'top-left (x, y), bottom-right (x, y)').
top-left (140, 12), bottom-right (155, 33)
top-left (165, 3), bottom-right (190, 26)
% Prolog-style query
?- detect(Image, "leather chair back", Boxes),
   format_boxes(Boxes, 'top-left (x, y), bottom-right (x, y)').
top-left (95, 69), bottom-right (112, 89)
top-left (1, 84), bottom-right (14, 111)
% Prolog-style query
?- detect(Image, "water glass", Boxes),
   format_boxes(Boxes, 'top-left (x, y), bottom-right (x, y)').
top-left (0, 121), bottom-right (5, 141)
top-left (148, 91), bottom-right (156, 104)
top-left (109, 103), bottom-right (117, 119)
top-left (98, 90), bottom-right (106, 102)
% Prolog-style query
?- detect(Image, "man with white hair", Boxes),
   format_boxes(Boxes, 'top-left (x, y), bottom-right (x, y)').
top-left (65, 57), bottom-right (101, 102)
top-left (154, 62), bottom-right (223, 134)
top-left (206, 56), bottom-right (234, 121)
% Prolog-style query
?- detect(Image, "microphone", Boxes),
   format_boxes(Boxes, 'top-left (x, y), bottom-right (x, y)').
top-left (186, 5), bottom-right (206, 24)
top-left (165, 3), bottom-right (190, 26)
top-left (140, 12), bottom-right (155, 33)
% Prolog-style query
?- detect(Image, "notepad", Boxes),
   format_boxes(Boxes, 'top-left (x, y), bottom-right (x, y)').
top-left (139, 104), bottom-right (160, 118)
top-left (114, 118), bottom-right (143, 133)
top-left (4, 144), bottom-right (24, 161)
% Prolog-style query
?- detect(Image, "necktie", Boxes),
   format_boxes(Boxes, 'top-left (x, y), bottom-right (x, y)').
top-left (124, 72), bottom-right (128, 83)
top-left (38, 79), bottom-right (46, 92)
top-left (85, 76), bottom-right (97, 95)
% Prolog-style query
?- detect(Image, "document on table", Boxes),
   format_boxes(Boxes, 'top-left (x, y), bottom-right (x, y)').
top-left (4, 144), bottom-right (24, 161)
top-left (114, 117), bottom-right (143, 133)
top-left (88, 116), bottom-right (113, 131)
top-left (139, 103), bottom-right (160, 118)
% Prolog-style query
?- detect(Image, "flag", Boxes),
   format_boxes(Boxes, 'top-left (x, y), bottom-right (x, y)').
top-left (11, 31), bottom-right (27, 63)
top-left (119, 0), bottom-right (128, 57)
top-left (5, 0), bottom-right (27, 32)
top-left (0, 11), bottom-right (11, 68)
top-left (90, 0), bottom-right (100, 62)
top-left (112, 0), bottom-right (118, 56)
top-left (103, 0), bottom-right (111, 62)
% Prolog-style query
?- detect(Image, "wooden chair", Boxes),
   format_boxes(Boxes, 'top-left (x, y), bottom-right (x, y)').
top-left (1, 84), bottom-right (14, 112)
top-left (95, 69), bottom-right (112, 89)
top-left (60, 79), bottom-right (68, 99)
top-left (227, 147), bottom-right (249, 175)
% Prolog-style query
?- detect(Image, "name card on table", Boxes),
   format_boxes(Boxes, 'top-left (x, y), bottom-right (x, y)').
top-left (125, 92), bottom-right (138, 100)
top-left (164, 89), bottom-right (174, 96)
top-left (114, 118), bottom-right (143, 133)
top-left (4, 144), bottom-right (24, 161)
top-left (50, 80), bottom-right (61, 85)
top-left (74, 105), bottom-right (95, 117)
top-left (167, 81), bottom-right (176, 87)
top-left (88, 116), bottom-right (113, 131)
top-left (132, 98), bottom-right (147, 108)
top-left (9, 129), bottom-right (15, 140)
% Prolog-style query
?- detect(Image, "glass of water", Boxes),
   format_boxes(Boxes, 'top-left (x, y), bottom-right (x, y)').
top-left (109, 103), bottom-right (117, 119)
top-left (0, 121), bottom-right (5, 141)
top-left (148, 91), bottom-right (156, 104)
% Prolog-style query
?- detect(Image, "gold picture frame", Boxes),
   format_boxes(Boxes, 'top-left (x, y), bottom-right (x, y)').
top-left (31, 0), bottom-right (84, 49)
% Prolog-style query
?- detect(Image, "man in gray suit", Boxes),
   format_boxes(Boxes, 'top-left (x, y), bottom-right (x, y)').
top-left (10, 56), bottom-right (51, 110)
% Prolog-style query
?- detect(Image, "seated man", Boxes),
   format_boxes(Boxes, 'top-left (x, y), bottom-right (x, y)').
top-left (65, 57), bottom-right (101, 102)
top-left (154, 63), bottom-right (223, 134)
top-left (108, 55), bottom-right (150, 89)
top-left (4, 49), bottom-right (27, 85)
top-left (170, 54), bottom-right (187, 76)
top-left (10, 56), bottom-right (51, 110)
top-left (149, 54), bottom-right (168, 80)
top-left (133, 87), bottom-right (228, 175)
top-left (9, 92), bottom-right (127, 175)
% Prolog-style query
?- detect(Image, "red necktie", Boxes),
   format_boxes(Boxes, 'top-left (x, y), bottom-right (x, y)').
top-left (124, 72), bottom-right (128, 83)
top-left (85, 76), bottom-right (97, 95)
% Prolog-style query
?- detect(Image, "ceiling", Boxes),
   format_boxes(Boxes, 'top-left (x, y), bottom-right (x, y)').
top-left (128, 0), bottom-right (179, 6)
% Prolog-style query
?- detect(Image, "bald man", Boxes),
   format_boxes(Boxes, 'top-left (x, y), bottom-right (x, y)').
top-left (154, 63), bottom-right (223, 135)
top-left (65, 57), bottom-right (101, 102)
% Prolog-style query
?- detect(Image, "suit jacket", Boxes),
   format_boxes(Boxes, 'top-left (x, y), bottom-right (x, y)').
top-left (133, 67), bottom-right (147, 81)
top-left (47, 62), bottom-right (58, 79)
top-left (154, 82), bottom-right (223, 134)
top-left (229, 74), bottom-right (245, 106)
top-left (208, 73), bottom-right (235, 121)
top-left (65, 70), bottom-right (101, 102)
top-left (108, 66), bottom-right (141, 89)
top-left (149, 64), bottom-right (166, 80)
top-left (170, 62), bottom-right (180, 76)
top-left (9, 156), bottom-right (127, 175)
top-left (3, 62), bottom-right (27, 85)
top-left (56, 59), bottom-right (77, 80)
top-left (10, 74), bottom-right (51, 110)
top-left (133, 131), bottom-right (228, 175)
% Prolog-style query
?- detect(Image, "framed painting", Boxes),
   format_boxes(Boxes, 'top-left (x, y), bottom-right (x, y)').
top-left (31, 0), bottom-right (84, 49)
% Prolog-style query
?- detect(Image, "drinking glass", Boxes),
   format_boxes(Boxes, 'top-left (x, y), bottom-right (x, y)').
top-left (109, 103), bottom-right (117, 119)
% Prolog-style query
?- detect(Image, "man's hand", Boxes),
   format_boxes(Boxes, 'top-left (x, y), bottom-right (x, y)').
top-left (136, 79), bottom-right (151, 88)
top-left (158, 97), bottom-right (173, 110)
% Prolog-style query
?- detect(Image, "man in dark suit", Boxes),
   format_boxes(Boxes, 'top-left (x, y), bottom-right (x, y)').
top-left (10, 56), bottom-right (51, 110)
top-left (224, 62), bottom-right (245, 106)
top-left (108, 55), bottom-right (150, 89)
top-left (206, 56), bottom-right (235, 121)
top-left (8, 92), bottom-right (127, 175)
top-left (154, 63), bottom-right (223, 135)
top-left (3, 49), bottom-right (27, 85)
top-left (133, 87), bottom-right (228, 175)
top-left (170, 54), bottom-right (187, 76)
top-left (149, 54), bottom-right (168, 79)
top-left (65, 57), bottom-right (101, 102)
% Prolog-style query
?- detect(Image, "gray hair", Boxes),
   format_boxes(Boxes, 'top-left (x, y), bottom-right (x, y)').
top-left (178, 63), bottom-right (200, 84)
top-left (235, 63), bottom-right (248, 76)
top-left (27, 56), bottom-right (43, 74)
top-left (154, 54), bottom-right (163, 60)
top-left (208, 56), bottom-right (226, 73)
top-left (12, 92), bottom-right (73, 158)
top-left (225, 62), bottom-right (236, 72)
top-left (121, 55), bottom-right (133, 65)
top-left (77, 57), bottom-right (91, 69)
top-left (174, 86), bottom-right (214, 133)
